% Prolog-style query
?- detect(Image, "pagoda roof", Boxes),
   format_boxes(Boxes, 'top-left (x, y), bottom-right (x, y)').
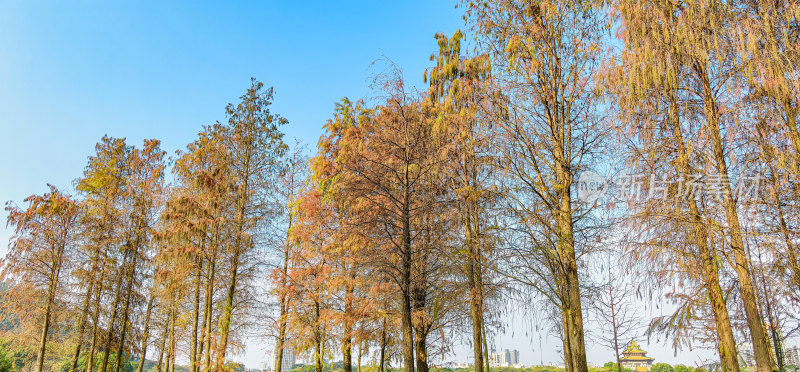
top-left (621, 355), bottom-right (654, 362)
top-left (623, 340), bottom-right (649, 355)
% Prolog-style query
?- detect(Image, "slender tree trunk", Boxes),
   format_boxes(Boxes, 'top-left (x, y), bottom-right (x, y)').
top-left (191, 258), bottom-right (202, 372)
top-left (667, 86), bottom-right (740, 372)
top-left (34, 259), bottom-right (62, 372)
top-left (755, 123), bottom-right (800, 288)
top-left (135, 293), bottom-right (155, 372)
top-left (274, 242), bottom-right (292, 372)
top-left (467, 214), bottom-right (484, 372)
top-left (357, 336), bottom-right (363, 372)
top-left (102, 250), bottom-right (130, 372)
top-left (696, 62), bottom-right (774, 372)
top-left (482, 322), bottom-right (490, 372)
top-left (216, 169), bottom-right (250, 368)
top-left (216, 248), bottom-right (240, 368)
top-left (203, 257), bottom-right (215, 372)
top-left (156, 316), bottom-right (169, 372)
top-left (760, 260), bottom-right (784, 371)
top-left (116, 243), bottom-right (142, 372)
top-left (275, 253), bottom-right (290, 372)
top-left (86, 294), bottom-right (102, 372)
top-left (87, 241), bottom-right (113, 372)
top-left (379, 317), bottom-right (388, 372)
top-left (198, 270), bottom-right (208, 372)
top-left (168, 306), bottom-right (177, 372)
top-left (561, 310), bottom-right (573, 372)
top-left (70, 252), bottom-right (99, 372)
top-left (401, 190), bottom-right (415, 372)
top-left (314, 302), bottom-right (324, 372)
top-left (412, 283), bottom-right (429, 372)
top-left (343, 281), bottom-right (354, 372)
top-left (783, 100), bottom-right (800, 169)
top-left (553, 132), bottom-right (587, 372)
top-left (609, 274), bottom-right (622, 372)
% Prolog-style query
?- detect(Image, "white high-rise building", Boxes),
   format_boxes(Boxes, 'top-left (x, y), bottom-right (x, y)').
top-left (263, 340), bottom-right (295, 372)
top-left (785, 345), bottom-right (800, 367)
top-left (489, 349), bottom-right (520, 367)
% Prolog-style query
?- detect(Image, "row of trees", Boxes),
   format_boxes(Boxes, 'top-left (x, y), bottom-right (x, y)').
top-left (2, 2), bottom-right (799, 372)
top-left (1, 80), bottom-right (288, 372)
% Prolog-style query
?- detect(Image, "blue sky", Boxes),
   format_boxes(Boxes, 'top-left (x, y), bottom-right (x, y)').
top-left (0, 1), bottom-right (716, 368)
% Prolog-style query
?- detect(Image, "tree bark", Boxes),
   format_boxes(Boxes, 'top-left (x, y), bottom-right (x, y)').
top-left (696, 62), bottom-right (774, 372)
top-left (203, 256), bottom-right (216, 372)
top-left (70, 252), bottom-right (99, 372)
top-left (34, 253), bottom-right (63, 372)
top-left (561, 310), bottom-right (573, 372)
top-left (412, 283), bottom-right (429, 372)
top-left (343, 280), bottom-right (354, 372)
top-left (191, 258), bottom-right (202, 372)
top-left (467, 213), bottom-right (484, 372)
top-left (116, 240), bottom-right (142, 372)
top-left (401, 193), bottom-right (416, 372)
top-left (102, 248), bottom-right (130, 372)
top-left (667, 85), bottom-right (740, 372)
top-left (275, 211), bottom-right (293, 372)
top-left (314, 301), bottom-right (324, 372)
top-left (136, 293), bottom-right (155, 372)
top-left (216, 160), bottom-right (251, 368)
top-left (168, 306), bottom-right (177, 372)
top-left (156, 315), bottom-right (169, 372)
top-left (379, 316), bottom-right (388, 372)
top-left (87, 241), bottom-right (112, 372)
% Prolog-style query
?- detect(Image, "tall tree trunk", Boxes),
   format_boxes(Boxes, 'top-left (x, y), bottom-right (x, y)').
top-left (216, 249), bottom-right (240, 368)
top-left (412, 284), bottom-right (429, 372)
top-left (70, 251), bottom-right (100, 372)
top-left (401, 192), bottom-right (415, 372)
top-left (116, 243), bottom-right (142, 372)
top-left (102, 250), bottom-right (131, 372)
top-left (191, 258), bottom-right (202, 372)
top-left (168, 306), bottom-right (177, 372)
top-left (34, 258), bottom-right (62, 372)
top-left (561, 310), bottom-right (573, 372)
top-left (136, 293), bottom-right (155, 372)
top-left (343, 281), bottom-right (354, 372)
top-left (203, 258), bottom-right (215, 372)
top-left (609, 273), bottom-right (622, 372)
top-left (467, 214), bottom-right (484, 372)
top-left (275, 253), bottom-right (290, 372)
top-left (216, 170), bottom-right (250, 368)
top-left (758, 254), bottom-right (784, 371)
top-left (197, 267), bottom-right (208, 372)
top-left (156, 316), bottom-right (169, 372)
top-left (275, 227), bottom-right (292, 372)
top-left (314, 302), bottom-right (324, 372)
top-left (379, 316), bottom-right (388, 372)
top-left (696, 62), bottom-right (774, 372)
top-left (754, 122), bottom-right (800, 288)
top-left (87, 241), bottom-right (113, 372)
top-left (86, 294), bottom-right (102, 372)
top-left (553, 122), bottom-right (588, 372)
top-left (482, 322), bottom-right (490, 372)
top-left (667, 86), bottom-right (740, 372)
top-left (357, 336), bottom-right (363, 372)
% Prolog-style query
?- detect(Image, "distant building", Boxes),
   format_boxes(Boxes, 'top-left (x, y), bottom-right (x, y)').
top-left (620, 340), bottom-right (654, 372)
top-left (442, 361), bottom-right (471, 369)
top-left (785, 345), bottom-right (800, 367)
top-left (263, 340), bottom-right (296, 372)
top-left (490, 349), bottom-right (520, 367)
